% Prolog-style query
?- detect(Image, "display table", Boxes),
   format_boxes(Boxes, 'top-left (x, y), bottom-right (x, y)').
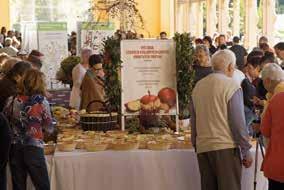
top-left (8, 149), bottom-right (268, 190)
top-left (51, 149), bottom-right (267, 190)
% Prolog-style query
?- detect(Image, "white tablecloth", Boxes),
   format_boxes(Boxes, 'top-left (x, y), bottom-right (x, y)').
top-left (8, 149), bottom-right (268, 190)
top-left (50, 149), bottom-right (268, 190)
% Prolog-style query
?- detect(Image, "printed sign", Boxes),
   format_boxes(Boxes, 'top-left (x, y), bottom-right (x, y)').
top-left (78, 22), bottom-right (115, 54)
top-left (121, 40), bottom-right (177, 115)
top-left (38, 22), bottom-right (68, 89)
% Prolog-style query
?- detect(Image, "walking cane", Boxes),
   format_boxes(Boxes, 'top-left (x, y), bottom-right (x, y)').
top-left (253, 140), bottom-right (259, 190)
top-left (253, 135), bottom-right (265, 190)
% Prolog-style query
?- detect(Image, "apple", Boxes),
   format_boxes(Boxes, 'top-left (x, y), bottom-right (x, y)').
top-left (140, 91), bottom-right (161, 111)
top-left (158, 88), bottom-right (176, 108)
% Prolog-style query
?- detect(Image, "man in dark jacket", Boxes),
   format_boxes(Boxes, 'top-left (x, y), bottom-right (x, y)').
top-left (0, 113), bottom-right (11, 190)
top-left (230, 36), bottom-right (248, 70)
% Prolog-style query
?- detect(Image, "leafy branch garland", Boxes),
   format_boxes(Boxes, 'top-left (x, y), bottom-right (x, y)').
top-left (103, 36), bottom-right (122, 112)
top-left (174, 33), bottom-right (195, 119)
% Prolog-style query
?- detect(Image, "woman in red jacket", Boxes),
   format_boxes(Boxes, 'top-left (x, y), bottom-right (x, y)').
top-left (261, 91), bottom-right (284, 189)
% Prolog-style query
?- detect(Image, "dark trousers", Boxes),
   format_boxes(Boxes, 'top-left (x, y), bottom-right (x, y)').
top-left (9, 144), bottom-right (50, 190)
top-left (197, 148), bottom-right (242, 190)
top-left (0, 164), bottom-right (7, 190)
top-left (269, 179), bottom-right (284, 190)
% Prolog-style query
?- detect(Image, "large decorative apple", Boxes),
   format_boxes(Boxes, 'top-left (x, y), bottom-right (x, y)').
top-left (140, 91), bottom-right (161, 111)
top-left (158, 88), bottom-right (176, 108)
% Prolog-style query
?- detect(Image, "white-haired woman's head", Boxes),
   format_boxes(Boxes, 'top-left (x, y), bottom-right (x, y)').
top-left (261, 63), bottom-right (284, 93)
top-left (211, 49), bottom-right (236, 77)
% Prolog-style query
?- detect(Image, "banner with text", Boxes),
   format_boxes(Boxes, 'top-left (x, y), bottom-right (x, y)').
top-left (121, 40), bottom-right (177, 115)
top-left (78, 22), bottom-right (115, 54)
top-left (38, 22), bottom-right (68, 89)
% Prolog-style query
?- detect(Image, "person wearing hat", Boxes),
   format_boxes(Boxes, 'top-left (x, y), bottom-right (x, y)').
top-left (27, 50), bottom-right (44, 70)
top-left (80, 54), bottom-right (106, 112)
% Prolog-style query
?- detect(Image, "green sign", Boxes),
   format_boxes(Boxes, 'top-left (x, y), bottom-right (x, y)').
top-left (81, 22), bottom-right (115, 30)
top-left (38, 22), bottom-right (67, 31)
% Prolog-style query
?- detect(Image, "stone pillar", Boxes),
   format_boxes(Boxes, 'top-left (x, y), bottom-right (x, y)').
top-left (206, 0), bottom-right (217, 36)
top-left (232, 0), bottom-right (240, 36)
top-left (262, 0), bottom-right (277, 44)
top-left (244, 0), bottom-right (258, 49)
top-left (218, 0), bottom-right (229, 34)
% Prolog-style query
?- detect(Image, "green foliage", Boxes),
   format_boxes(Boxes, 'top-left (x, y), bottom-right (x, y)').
top-left (56, 56), bottom-right (81, 85)
top-left (173, 33), bottom-right (195, 119)
top-left (103, 37), bottom-right (122, 112)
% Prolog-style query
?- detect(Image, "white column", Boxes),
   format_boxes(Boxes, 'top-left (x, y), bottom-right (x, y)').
top-left (262, 0), bottom-right (277, 44)
top-left (218, 0), bottom-right (229, 34)
top-left (176, 2), bottom-right (184, 33)
top-left (160, 0), bottom-right (176, 37)
top-left (232, 0), bottom-right (240, 36)
top-left (188, 1), bottom-right (196, 36)
top-left (206, 0), bottom-right (217, 36)
top-left (196, 1), bottom-right (204, 37)
top-left (244, 0), bottom-right (258, 49)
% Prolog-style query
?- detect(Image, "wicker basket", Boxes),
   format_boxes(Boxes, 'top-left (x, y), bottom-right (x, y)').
top-left (85, 143), bottom-right (108, 152)
top-left (80, 100), bottom-right (118, 131)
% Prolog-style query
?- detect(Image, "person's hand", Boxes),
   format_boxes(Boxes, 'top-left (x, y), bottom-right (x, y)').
top-left (252, 123), bottom-right (261, 133)
top-left (242, 152), bottom-right (253, 168)
top-left (252, 96), bottom-right (264, 106)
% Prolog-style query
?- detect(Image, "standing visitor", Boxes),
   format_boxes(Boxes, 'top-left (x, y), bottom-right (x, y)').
top-left (0, 61), bottom-right (31, 111)
top-left (27, 50), bottom-right (44, 70)
top-left (193, 45), bottom-right (212, 85)
top-left (159, 32), bottom-right (167, 40)
top-left (70, 48), bottom-right (92, 110)
top-left (4, 69), bottom-right (53, 190)
top-left (0, 38), bottom-right (18, 57)
top-left (191, 50), bottom-right (252, 190)
top-left (80, 54), bottom-right (106, 112)
top-left (260, 92), bottom-right (284, 190)
top-left (230, 36), bottom-right (248, 70)
top-left (0, 27), bottom-right (7, 45)
top-left (0, 58), bottom-right (20, 79)
top-left (241, 56), bottom-right (262, 135)
top-left (274, 42), bottom-right (284, 68)
top-left (259, 63), bottom-right (284, 114)
top-left (258, 36), bottom-right (269, 47)
top-left (217, 34), bottom-right (227, 50)
top-left (0, 113), bottom-right (11, 190)
top-left (203, 36), bottom-right (217, 55)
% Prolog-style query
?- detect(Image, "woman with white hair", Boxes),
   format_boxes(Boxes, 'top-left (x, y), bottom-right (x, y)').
top-left (261, 63), bottom-right (284, 112)
top-left (259, 63), bottom-right (284, 189)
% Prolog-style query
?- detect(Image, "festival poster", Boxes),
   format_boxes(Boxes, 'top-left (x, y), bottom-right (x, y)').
top-left (37, 22), bottom-right (68, 89)
top-left (121, 40), bottom-right (177, 115)
top-left (78, 22), bottom-right (115, 54)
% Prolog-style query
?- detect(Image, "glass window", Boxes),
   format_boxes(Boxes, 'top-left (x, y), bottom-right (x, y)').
top-left (10, 0), bottom-right (92, 32)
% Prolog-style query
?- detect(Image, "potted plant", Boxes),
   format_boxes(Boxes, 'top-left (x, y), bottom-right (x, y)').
top-left (173, 33), bottom-right (195, 121)
top-left (56, 56), bottom-right (81, 87)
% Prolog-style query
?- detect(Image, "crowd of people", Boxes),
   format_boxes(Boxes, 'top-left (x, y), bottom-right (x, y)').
top-left (0, 23), bottom-right (284, 190)
top-left (191, 33), bottom-right (284, 190)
